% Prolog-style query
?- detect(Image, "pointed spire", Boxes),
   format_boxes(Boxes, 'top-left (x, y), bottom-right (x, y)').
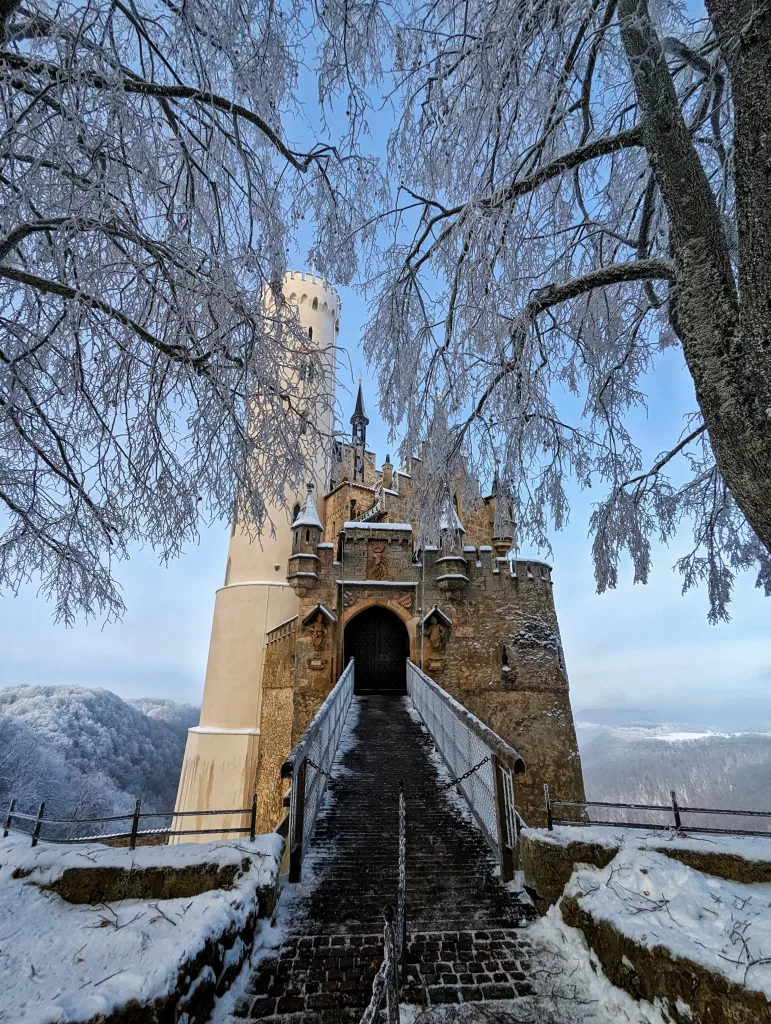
top-left (292, 482), bottom-right (324, 531)
top-left (351, 379), bottom-right (369, 429)
top-left (350, 379), bottom-right (369, 473)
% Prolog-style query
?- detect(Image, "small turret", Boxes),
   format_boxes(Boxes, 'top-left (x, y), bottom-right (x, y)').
top-left (490, 470), bottom-right (515, 558)
top-left (436, 499), bottom-right (469, 592)
top-left (291, 483), bottom-right (323, 555)
top-left (382, 453), bottom-right (394, 490)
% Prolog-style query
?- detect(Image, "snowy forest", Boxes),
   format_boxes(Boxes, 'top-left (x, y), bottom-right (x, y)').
top-left (0, 686), bottom-right (198, 824)
top-left (582, 727), bottom-right (771, 833)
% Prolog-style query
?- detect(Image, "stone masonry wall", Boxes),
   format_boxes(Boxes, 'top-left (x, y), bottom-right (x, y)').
top-left (254, 618), bottom-right (296, 832)
top-left (416, 549), bottom-right (585, 828)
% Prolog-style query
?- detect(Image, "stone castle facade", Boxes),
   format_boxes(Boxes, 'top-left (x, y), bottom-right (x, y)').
top-left (172, 271), bottom-right (585, 840)
top-left (255, 393), bottom-right (585, 832)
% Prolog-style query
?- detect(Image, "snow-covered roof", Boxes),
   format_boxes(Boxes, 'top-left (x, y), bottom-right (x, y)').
top-left (439, 505), bottom-right (465, 534)
top-left (420, 606), bottom-right (453, 627)
top-left (292, 488), bottom-right (323, 530)
top-left (302, 604), bottom-right (337, 625)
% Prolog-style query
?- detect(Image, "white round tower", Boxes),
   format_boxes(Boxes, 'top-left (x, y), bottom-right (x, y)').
top-left (172, 272), bottom-right (340, 841)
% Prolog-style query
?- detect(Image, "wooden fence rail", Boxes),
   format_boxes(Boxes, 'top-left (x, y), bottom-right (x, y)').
top-left (2, 795), bottom-right (258, 849)
top-left (544, 784), bottom-right (771, 838)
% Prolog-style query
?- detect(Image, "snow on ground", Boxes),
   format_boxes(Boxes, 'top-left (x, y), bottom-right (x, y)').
top-left (0, 834), bottom-right (282, 1024)
top-left (395, 904), bottom-right (671, 1024)
top-left (209, 878), bottom-right (291, 1022)
top-left (564, 845), bottom-right (771, 999)
top-left (528, 824), bottom-right (771, 862)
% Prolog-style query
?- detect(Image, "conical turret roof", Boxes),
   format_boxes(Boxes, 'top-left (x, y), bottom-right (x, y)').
top-left (292, 484), bottom-right (324, 530)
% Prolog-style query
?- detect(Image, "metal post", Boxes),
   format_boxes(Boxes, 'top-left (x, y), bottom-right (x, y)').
top-left (250, 793), bottom-right (257, 842)
top-left (288, 759), bottom-right (307, 883)
top-left (31, 802), bottom-right (45, 847)
top-left (397, 781), bottom-right (407, 983)
top-left (493, 755), bottom-right (514, 882)
top-left (129, 799), bottom-right (141, 850)
top-left (671, 789), bottom-right (682, 830)
top-left (544, 783), bottom-right (553, 831)
top-left (3, 798), bottom-right (15, 838)
top-left (383, 906), bottom-right (400, 1024)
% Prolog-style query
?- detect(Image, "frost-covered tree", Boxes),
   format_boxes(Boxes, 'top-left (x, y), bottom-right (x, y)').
top-left (356, 0), bottom-right (771, 620)
top-left (0, 0), bottom-right (374, 622)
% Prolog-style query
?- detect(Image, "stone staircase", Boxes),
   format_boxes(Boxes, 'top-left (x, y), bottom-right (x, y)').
top-left (229, 694), bottom-right (537, 1022)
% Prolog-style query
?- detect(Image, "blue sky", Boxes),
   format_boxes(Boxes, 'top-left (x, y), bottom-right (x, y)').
top-left (1, 277), bottom-right (768, 724)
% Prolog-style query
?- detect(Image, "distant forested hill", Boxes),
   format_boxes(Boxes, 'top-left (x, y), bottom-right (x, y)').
top-left (0, 685), bottom-right (199, 823)
top-left (581, 729), bottom-right (771, 833)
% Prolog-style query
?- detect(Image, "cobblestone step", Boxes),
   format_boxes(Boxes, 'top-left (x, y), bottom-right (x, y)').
top-left (224, 694), bottom-right (537, 1023)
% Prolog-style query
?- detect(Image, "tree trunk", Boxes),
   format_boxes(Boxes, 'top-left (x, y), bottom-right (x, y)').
top-left (618, 0), bottom-right (771, 555)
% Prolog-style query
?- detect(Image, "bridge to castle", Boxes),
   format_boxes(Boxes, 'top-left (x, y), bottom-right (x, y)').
top-left (225, 660), bottom-right (542, 1023)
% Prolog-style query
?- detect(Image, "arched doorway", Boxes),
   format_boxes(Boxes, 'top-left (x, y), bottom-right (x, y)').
top-left (344, 606), bottom-right (409, 694)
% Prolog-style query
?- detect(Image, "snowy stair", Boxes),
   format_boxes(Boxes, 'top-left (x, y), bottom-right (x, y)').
top-left (227, 694), bottom-right (537, 1022)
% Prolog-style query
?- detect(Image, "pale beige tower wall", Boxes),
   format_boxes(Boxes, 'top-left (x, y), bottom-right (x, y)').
top-left (171, 272), bottom-right (340, 841)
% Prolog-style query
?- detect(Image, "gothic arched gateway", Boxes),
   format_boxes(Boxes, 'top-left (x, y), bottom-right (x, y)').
top-left (343, 606), bottom-right (409, 694)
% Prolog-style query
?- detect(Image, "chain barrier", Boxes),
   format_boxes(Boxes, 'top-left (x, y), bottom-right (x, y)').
top-left (306, 754), bottom-right (490, 801)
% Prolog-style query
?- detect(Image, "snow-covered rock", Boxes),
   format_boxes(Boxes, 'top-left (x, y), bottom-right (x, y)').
top-left (0, 834), bottom-right (282, 1024)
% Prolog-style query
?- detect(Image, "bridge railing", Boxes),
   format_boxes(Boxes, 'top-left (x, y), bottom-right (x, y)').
top-left (281, 658), bottom-right (355, 882)
top-left (406, 659), bottom-right (525, 880)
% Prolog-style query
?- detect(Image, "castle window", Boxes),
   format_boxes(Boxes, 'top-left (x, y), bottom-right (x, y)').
top-left (350, 499), bottom-right (357, 519)
top-left (292, 503), bottom-right (301, 522)
top-left (337, 532), bottom-right (345, 561)
top-left (312, 296), bottom-right (318, 310)
top-left (308, 326), bottom-right (313, 341)
top-left (305, 529), bottom-right (310, 542)
top-left (293, 531), bottom-right (298, 550)
top-left (224, 557), bottom-right (231, 586)
top-left (300, 414), bottom-right (308, 435)
top-left (501, 644), bottom-right (509, 668)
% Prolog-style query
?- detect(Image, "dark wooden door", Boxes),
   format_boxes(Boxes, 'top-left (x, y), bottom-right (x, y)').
top-left (344, 607), bottom-right (409, 693)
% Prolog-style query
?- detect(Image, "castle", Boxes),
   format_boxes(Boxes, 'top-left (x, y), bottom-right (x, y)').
top-left (172, 272), bottom-right (585, 838)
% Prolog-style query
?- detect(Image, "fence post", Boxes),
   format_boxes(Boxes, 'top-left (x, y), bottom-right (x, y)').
top-left (250, 793), bottom-right (257, 842)
top-left (129, 799), bottom-right (141, 850)
top-left (288, 759), bottom-right (307, 883)
top-left (383, 905), bottom-right (400, 1024)
top-left (492, 755), bottom-right (514, 882)
top-left (31, 802), bottom-right (45, 847)
top-left (544, 784), bottom-right (553, 831)
top-left (397, 781), bottom-right (407, 983)
top-left (3, 798), bottom-right (15, 838)
top-left (670, 789), bottom-right (682, 830)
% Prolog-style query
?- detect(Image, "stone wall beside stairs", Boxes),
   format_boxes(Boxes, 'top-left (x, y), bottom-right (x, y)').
top-left (521, 827), bottom-right (771, 1022)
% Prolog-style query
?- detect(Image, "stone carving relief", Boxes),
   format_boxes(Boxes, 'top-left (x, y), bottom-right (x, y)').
top-left (395, 591), bottom-right (413, 610)
top-left (367, 540), bottom-right (389, 580)
top-left (425, 615), bottom-right (447, 652)
top-left (307, 612), bottom-right (327, 650)
top-left (343, 590), bottom-right (357, 608)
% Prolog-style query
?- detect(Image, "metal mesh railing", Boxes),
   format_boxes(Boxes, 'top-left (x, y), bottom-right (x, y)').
top-left (407, 660), bottom-right (525, 880)
top-left (282, 658), bottom-right (355, 881)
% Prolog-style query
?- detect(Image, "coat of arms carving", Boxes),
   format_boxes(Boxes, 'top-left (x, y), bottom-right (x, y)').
top-left (367, 540), bottom-right (389, 580)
